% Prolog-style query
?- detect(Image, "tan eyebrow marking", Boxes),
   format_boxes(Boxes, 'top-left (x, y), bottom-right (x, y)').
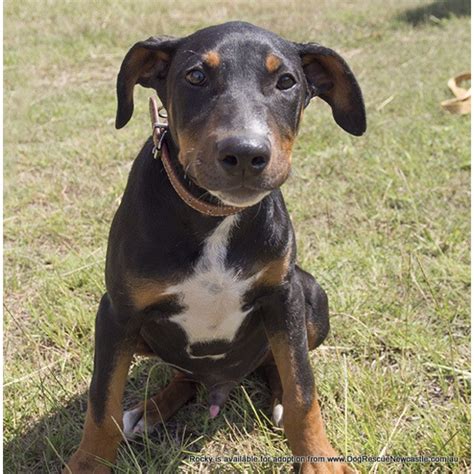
top-left (202, 50), bottom-right (221, 68)
top-left (265, 53), bottom-right (282, 73)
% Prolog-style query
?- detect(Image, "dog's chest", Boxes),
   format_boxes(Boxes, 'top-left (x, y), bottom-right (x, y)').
top-left (166, 215), bottom-right (258, 345)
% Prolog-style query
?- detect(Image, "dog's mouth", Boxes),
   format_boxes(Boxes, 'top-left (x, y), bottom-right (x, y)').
top-left (208, 186), bottom-right (271, 207)
top-left (183, 169), bottom-right (272, 208)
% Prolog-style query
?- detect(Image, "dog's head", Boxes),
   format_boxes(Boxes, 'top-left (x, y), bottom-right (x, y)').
top-left (116, 21), bottom-right (366, 207)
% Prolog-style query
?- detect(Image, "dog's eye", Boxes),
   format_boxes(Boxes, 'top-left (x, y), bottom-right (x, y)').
top-left (277, 74), bottom-right (296, 90)
top-left (186, 69), bottom-right (207, 86)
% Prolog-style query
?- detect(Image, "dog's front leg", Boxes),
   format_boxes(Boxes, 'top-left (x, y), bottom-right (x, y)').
top-left (261, 280), bottom-right (352, 474)
top-left (65, 294), bottom-right (137, 474)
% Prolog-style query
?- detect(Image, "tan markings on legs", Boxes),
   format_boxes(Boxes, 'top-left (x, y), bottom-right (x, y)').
top-left (128, 372), bottom-right (196, 432)
top-left (284, 397), bottom-right (337, 457)
top-left (255, 250), bottom-right (291, 287)
top-left (265, 53), bottom-right (282, 73)
top-left (269, 334), bottom-right (351, 474)
top-left (202, 50), bottom-right (221, 68)
top-left (269, 333), bottom-right (303, 404)
top-left (65, 352), bottom-right (133, 474)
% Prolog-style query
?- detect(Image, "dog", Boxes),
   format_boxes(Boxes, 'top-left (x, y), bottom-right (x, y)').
top-left (65, 21), bottom-right (365, 474)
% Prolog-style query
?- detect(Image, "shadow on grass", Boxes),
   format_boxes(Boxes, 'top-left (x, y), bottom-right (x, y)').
top-left (4, 359), bottom-right (268, 473)
top-left (398, 0), bottom-right (470, 26)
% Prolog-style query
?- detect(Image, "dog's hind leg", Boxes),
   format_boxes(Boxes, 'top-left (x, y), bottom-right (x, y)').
top-left (260, 354), bottom-right (285, 427)
top-left (296, 264), bottom-right (330, 352)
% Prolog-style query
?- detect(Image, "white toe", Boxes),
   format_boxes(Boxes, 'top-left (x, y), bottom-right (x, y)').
top-left (123, 407), bottom-right (143, 438)
top-left (134, 416), bottom-right (155, 432)
top-left (272, 403), bottom-right (284, 427)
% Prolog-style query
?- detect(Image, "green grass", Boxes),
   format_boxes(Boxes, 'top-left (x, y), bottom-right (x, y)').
top-left (4, 0), bottom-right (470, 472)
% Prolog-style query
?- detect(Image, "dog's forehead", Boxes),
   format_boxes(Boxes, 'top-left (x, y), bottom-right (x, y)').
top-left (177, 21), bottom-right (298, 64)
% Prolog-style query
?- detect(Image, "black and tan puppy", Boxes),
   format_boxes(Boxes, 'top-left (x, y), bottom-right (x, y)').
top-left (66, 21), bottom-right (365, 473)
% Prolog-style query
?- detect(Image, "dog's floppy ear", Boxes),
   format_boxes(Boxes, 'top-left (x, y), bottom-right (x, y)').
top-left (297, 43), bottom-right (366, 136)
top-left (116, 36), bottom-right (181, 129)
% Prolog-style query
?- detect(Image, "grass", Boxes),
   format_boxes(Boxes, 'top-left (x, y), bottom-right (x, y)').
top-left (4, 0), bottom-right (470, 472)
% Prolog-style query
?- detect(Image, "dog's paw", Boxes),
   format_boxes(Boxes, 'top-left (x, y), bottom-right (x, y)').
top-left (122, 407), bottom-right (155, 439)
top-left (64, 452), bottom-right (112, 474)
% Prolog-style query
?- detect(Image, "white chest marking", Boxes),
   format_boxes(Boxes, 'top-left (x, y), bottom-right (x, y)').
top-left (166, 215), bottom-right (259, 353)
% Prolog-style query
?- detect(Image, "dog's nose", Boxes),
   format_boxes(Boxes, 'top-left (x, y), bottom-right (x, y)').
top-left (217, 136), bottom-right (271, 176)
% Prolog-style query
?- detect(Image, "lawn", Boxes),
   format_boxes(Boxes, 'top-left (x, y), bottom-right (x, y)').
top-left (4, 0), bottom-right (470, 472)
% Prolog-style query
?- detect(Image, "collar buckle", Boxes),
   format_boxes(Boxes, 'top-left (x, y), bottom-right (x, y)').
top-left (152, 126), bottom-right (168, 159)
